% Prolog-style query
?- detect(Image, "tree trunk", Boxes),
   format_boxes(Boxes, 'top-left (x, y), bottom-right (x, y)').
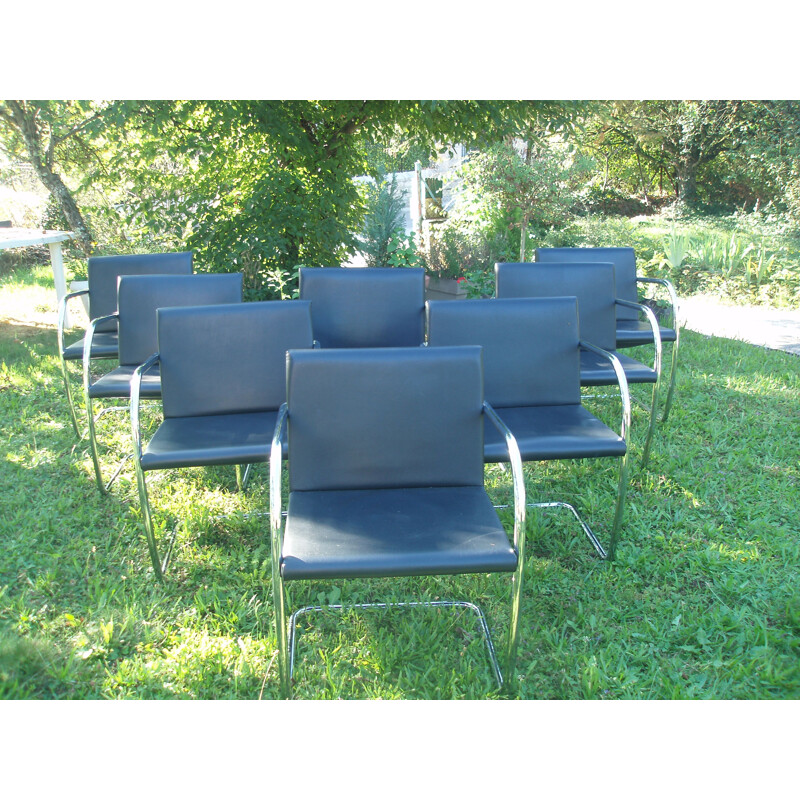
top-left (519, 216), bottom-right (528, 262)
top-left (674, 157), bottom-right (699, 204)
top-left (5, 102), bottom-right (95, 254)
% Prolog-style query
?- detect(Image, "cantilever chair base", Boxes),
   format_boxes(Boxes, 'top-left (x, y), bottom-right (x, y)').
top-left (289, 600), bottom-right (505, 688)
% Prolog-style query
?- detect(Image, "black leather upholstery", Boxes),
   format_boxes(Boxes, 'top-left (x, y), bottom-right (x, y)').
top-left (426, 297), bottom-right (625, 462)
top-left (299, 266), bottom-right (425, 348)
top-left (280, 345), bottom-right (517, 581)
top-left (62, 332), bottom-right (118, 361)
top-left (158, 300), bottom-right (312, 419)
top-left (426, 297), bottom-right (581, 407)
top-left (88, 252), bottom-right (194, 332)
top-left (117, 273), bottom-right (242, 366)
top-left (496, 262), bottom-right (618, 350)
top-left (139, 300), bottom-right (313, 470)
top-left (89, 273), bottom-right (242, 399)
top-left (287, 346), bottom-right (484, 491)
top-left (64, 252), bottom-right (193, 359)
top-left (615, 319), bottom-right (677, 346)
top-left (536, 247), bottom-right (638, 319)
top-left (282, 486), bottom-right (517, 580)
top-left (535, 247), bottom-right (677, 346)
top-left (495, 262), bottom-right (657, 386)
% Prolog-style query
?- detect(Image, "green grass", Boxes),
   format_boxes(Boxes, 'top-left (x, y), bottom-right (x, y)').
top-left (1, 264), bottom-right (799, 700)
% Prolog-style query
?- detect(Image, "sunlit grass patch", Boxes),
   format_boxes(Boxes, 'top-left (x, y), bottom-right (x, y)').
top-left (1, 266), bottom-right (799, 699)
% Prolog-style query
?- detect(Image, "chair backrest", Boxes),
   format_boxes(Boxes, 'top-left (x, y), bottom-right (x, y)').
top-left (535, 246), bottom-right (638, 319)
top-left (157, 300), bottom-right (313, 419)
top-left (286, 346), bottom-right (485, 492)
top-left (298, 267), bottom-right (426, 348)
top-left (87, 252), bottom-right (193, 331)
top-left (495, 262), bottom-right (618, 351)
top-left (116, 273), bottom-right (242, 366)
top-left (427, 297), bottom-right (581, 408)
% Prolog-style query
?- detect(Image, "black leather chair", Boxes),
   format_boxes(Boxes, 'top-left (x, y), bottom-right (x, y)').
top-left (298, 266), bottom-right (426, 348)
top-left (83, 272), bottom-right (242, 493)
top-left (427, 296), bottom-right (630, 560)
top-left (495, 261), bottom-right (662, 467)
top-left (270, 346), bottom-right (526, 697)
top-left (131, 300), bottom-right (314, 579)
top-left (536, 247), bottom-right (680, 421)
top-left (58, 252), bottom-right (193, 435)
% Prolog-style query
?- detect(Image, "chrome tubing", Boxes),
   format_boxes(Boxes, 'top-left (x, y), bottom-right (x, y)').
top-left (617, 299), bottom-right (662, 468)
top-left (131, 353), bottom-right (164, 579)
top-left (483, 400), bottom-right (526, 686)
top-left (83, 313), bottom-right (118, 494)
top-left (637, 277), bottom-right (680, 421)
top-left (580, 340), bottom-right (631, 560)
top-left (269, 404), bottom-right (291, 697)
top-left (288, 600), bottom-right (504, 691)
top-left (58, 289), bottom-right (88, 437)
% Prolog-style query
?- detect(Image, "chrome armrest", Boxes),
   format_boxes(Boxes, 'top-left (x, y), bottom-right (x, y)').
top-left (270, 403), bottom-right (289, 543)
top-left (130, 353), bottom-right (161, 462)
top-left (82, 313), bottom-right (118, 397)
top-left (636, 276), bottom-right (679, 329)
top-left (579, 340), bottom-right (632, 444)
top-left (57, 288), bottom-right (89, 353)
top-left (483, 401), bottom-right (526, 552)
top-left (616, 298), bottom-right (662, 377)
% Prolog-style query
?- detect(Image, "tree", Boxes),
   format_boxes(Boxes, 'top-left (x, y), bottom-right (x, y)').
top-left (89, 100), bottom-right (575, 297)
top-left (589, 101), bottom-right (753, 206)
top-left (0, 100), bottom-right (104, 253)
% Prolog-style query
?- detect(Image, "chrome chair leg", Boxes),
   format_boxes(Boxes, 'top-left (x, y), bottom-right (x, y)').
top-left (660, 333), bottom-right (680, 422)
top-left (133, 454), bottom-right (180, 581)
top-left (640, 378), bottom-right (660, 469)
top-left (236, 463), bottom-right (253, 492)
top-left (60, 355), bottom-right (82, 437)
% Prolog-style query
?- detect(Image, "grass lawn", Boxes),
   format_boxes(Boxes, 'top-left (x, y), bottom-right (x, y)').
top-left (1, 263), bottom-right (799, 700)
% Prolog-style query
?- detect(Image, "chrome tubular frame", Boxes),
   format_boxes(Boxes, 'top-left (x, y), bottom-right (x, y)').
top-left (58, 288), bottom-right (89, 437)
top-left (482, 400), bottom-right (526, 685)
top-left (131, 353), bottom-right (174, 580)
top-left (271, 401), bottom-right (525, 697)
top-left (637, 276), bottom-right (680, 422)
top-left (289, 600), bottom-right (504, 688)
top-left (616, 299), bottom-right (662, 468)
top-left (270, 404), bottom-right (291, 696)
top-left (83, 313), bottom-right (120, 494)
top-left (579, 340), bottom-right (632, 560)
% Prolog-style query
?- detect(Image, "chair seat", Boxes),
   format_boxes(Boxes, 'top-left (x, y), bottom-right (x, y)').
top-left (484, 404), bottom-right (626, 463)
top-left (63, 332), bottom-right (119, 360)
top-left (580, 349), bottom-right (657, 386)
top-left (281, 486), bottom-right (517, 581)
top-left (88, 364), bottom-right (161, 399)
top-left (140, 410), bottom-right (283, 471)
top-left (616, 319), bottom-right (677, 347)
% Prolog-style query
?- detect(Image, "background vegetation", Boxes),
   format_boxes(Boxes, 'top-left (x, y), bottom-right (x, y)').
top-left (3, 100), bottom-right (798, 307)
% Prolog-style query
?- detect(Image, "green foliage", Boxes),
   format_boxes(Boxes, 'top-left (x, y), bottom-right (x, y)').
top-left (456, 140), bottom-right (587, 261)
top-left (385, 231), bottom-right (424, 269)
top-left (423, 220), bottom-right (513, 280)
top-left (660, 226), bottom-right (692, 277)
top-left (358, 174), bottom-right (408, 267)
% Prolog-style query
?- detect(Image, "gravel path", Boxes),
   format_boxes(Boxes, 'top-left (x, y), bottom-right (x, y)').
top-left (678, 295), bottom-right (800, 356)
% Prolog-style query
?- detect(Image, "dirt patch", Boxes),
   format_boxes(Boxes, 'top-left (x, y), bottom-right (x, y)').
top-left (0, 318), bottom-right (56, 345)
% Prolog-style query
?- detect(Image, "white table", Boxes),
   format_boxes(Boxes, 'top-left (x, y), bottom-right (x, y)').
top-left (0, 228), bottom-right (76, 326)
